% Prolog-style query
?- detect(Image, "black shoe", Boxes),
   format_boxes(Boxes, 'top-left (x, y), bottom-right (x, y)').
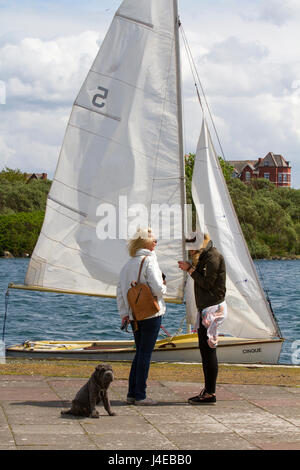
top-left (188, 389), bottom-right (216, 405)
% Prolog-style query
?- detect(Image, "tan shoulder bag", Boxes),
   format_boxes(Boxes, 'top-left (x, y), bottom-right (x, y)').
top-left (127, 256), bottom-right (160, 325)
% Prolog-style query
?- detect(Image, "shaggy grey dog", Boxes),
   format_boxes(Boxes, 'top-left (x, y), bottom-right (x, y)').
top-left (61, 363), bottom-right (116, 418)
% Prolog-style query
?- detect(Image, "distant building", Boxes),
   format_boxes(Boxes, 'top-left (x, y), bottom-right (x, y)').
top-left (25, 173), bottom-right (47, 184)
top-left (228, 153), bottom-right (291, 187)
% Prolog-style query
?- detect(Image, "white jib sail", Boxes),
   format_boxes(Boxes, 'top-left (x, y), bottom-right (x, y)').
top-left (25, 0), bottom-right (186, 301)
top-left (190, 118), bottom-right (279, 339)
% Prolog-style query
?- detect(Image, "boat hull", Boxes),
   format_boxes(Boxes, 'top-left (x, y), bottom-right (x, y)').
top-left (6, 334), bottom-right (284, 364)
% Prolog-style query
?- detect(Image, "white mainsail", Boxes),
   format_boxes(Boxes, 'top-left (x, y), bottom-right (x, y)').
top-left (24, 0), bottom-right (186, 301)
top-left (191, 118), bottom-right (280, 339)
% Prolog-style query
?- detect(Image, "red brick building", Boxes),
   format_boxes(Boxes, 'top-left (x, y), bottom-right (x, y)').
top-left (25, 173), bottom-right (48, 184)
top-left (228, 152), bottom-right (291, 187)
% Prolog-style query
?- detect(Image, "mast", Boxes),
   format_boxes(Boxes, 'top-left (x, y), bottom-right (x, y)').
top-left (173, 0), bottom-right (190, 331)
top-left (173, 0), bottom-right (186, 258)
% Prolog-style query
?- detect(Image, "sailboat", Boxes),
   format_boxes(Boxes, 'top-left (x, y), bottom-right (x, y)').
top-left (7, 0), bottom-right (283, 363)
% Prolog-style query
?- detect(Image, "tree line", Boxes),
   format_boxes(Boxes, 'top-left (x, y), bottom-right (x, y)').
top-left (0, 165), bottom-right (299, 258)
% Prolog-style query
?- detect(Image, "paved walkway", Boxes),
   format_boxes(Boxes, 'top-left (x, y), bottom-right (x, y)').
top-left (0, 374), bottom-right (299, 450)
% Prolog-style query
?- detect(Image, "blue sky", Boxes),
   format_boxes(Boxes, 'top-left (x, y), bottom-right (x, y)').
top-left (0, 0), bottom-right (300, 188)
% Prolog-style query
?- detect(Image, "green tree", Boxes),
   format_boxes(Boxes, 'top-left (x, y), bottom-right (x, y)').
top-left (218, 157), bottom-right (235, 182)
top-left (0, 179), bottom-right (51, 214)
top-left (0, 211), bottom-right (45, 256)
top-left (0, 167), bottom-right (27, 183)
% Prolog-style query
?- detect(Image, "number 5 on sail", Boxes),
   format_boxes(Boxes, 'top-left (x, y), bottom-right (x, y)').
top-left (92, 86), bottom-right (109, 108)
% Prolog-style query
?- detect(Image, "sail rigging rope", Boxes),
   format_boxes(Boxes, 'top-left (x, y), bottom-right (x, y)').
top-left (180, 24), bottom-right (226, 161)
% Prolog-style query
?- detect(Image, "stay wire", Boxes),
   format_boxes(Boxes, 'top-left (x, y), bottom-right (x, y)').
top-left (180, 24), bottom-right (226, 161)
top-left (180, 26), bottom-right (203, 113)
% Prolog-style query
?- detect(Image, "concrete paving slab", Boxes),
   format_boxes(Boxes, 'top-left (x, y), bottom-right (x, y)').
top-left (0, 424), bottom-right (15, 446)
top-left (89, 431), bottom-right (178, 451)
top-left (0, 374), bottom-right (299, 451)
top-left (258, 440), bottom-right (300, 450)
top-left (0, 406), bottom-right (7, 425)
top-left (81, 415), bottom-right (155, 435)
top-left (162, 431), bottom-right (259, 450)
top-left (14, 433), bottom-right (97, 449)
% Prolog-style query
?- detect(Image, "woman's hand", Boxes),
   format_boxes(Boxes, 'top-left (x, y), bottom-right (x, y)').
top-left (178, 261), bottom-right (192, 272)
top-left (122, 315), bottom-right (129, 326)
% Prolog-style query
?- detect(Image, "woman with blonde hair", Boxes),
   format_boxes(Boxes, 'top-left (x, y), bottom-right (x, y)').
top-left (117, 227), bottom-right (166, 405)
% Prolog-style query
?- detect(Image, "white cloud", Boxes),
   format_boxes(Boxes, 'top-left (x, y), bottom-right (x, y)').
top-left (196, 60), bottom-right (300, 100)
top-left (0, 135), bottom-right (15, 167)
top-left (0, 108), bottom-right (68, 174)
top-left (0, 31), bottom-right (99, 104)
top-left (241, 0), bottom-right (300, 26)
top-left (0, 80), bottom-right (6, 104)
top-left (203, 36), bottom-right (269, 65)
top-left (259, 0), bottom-right (300, 26)
top-left (185, 36), bottom-right (300, 103)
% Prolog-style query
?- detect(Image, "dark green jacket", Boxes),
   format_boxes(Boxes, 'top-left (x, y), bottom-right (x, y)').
top-left (191, 241), bottom-right (226, 311)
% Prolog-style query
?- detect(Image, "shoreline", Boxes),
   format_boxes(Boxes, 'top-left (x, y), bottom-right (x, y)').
top-left (2, 254), bottom-right (300, 260)
top-left (261, 255), bottom-right (300, 260)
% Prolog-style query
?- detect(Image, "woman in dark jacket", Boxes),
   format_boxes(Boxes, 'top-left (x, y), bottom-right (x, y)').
top-left (178, 233), bottom-right (226, 404)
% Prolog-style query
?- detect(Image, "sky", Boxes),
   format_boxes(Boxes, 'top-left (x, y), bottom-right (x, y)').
top-left (0, 0), bottom-right (300, 188)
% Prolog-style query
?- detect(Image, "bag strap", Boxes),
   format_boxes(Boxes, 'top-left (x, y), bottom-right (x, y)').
top-left (137, 256), bottom-right (148, 284)
top-left (132, 256), bottom-right (148, 333)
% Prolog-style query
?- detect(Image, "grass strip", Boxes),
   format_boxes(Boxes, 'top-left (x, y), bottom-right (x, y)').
top-left (0, 359), bottom-right (299, 387)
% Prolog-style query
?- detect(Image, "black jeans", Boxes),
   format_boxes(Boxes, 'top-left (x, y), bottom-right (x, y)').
top-left (197, 320), bottom-right (218, 394)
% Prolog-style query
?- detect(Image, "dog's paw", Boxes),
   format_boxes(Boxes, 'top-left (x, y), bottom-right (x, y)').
top-left (91, 410), bottom-right (99, 418)
top-left (109, 411), bottom-right (117, 416)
